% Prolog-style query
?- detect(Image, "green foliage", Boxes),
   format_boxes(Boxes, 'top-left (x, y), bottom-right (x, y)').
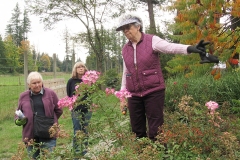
top-left (165, 0), bottom-right (240, 76)
top-left (1, 72), bottom-right (240, 159)
top-left (230, 99), bottom-right (240, 115)
top-left (159, 53), bottom-right (175, 79)
top-left (84, 28), bottom-right (124, 73)
top-left (157, 96), bottom-right (240, 159)
top-left (7, 3), bottom-right (22, 47)
top-left (39, 54), bottom-right (51, 71)
top-left (3, 36), bottom-right (21, 73)
top-left (102, 69), bottom-right (121, 90)
top-left (22, 10), bottom-right (31, 35)
top-left (0, 36), bottom-right (7, 74)
top-left (164, 53), bottom-right (215, 78)
top-left (5, 93), bottom-right (240, 159)
top-left (165, 68), bottom-right (240, 113)
top-left (6, 3), bottom-right (31, 47)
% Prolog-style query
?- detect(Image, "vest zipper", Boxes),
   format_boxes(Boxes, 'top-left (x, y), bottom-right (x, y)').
top-left (135, 64), bottom-right (142, 97)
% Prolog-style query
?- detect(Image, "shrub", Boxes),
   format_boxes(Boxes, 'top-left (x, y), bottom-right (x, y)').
top-left (165, 69), bottom-right (240, 114)
top-left (102, 69), bottom-right (121, 90)
top-left (157, 96), bottom-right (240, 159)
top-left (9, 70), bottom-right (240, 159)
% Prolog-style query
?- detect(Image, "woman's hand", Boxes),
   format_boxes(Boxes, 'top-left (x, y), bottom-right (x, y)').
top-left (187, 40), bottom-right (210, 54)
top-left (120, 99), bottom-right (128, 115)
top-left (15, 117), bottom-right (28, 126)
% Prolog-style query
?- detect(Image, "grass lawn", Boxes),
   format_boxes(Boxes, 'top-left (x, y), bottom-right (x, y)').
top-left (1, 72), bottom-right (240, 159)
top-left (0, 73), bottom-right (70, 121)
top-left (0, 119), bottom-right (23, 158)
top-left (0, 108), bottom-right (74, 159)
top-left (0, 73), bottom-right (72, 158)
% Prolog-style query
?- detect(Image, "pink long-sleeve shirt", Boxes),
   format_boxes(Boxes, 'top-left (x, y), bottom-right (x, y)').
top-left (121, 35), bottom-right (190, 90)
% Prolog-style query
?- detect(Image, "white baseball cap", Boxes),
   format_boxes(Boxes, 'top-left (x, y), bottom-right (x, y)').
top-left (116, 15), bottom-right (142, 31)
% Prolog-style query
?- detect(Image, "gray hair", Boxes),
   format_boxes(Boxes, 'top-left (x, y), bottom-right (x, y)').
top-left (27, 72), bottom-right (43, 85)
top-left (116, 14), bottom-right (143, 32)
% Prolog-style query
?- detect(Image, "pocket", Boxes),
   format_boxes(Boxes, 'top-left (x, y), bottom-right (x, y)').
top-left (142, 69), bottom-right (160, 90)
top-left (126, 73), bottom-right (135, 92)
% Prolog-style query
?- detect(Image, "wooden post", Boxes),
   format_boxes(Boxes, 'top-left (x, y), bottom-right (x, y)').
top-left (53, 53), bottom-right (56, 78)
top-left (24, 46), bottom-right (28, 90)
top-left (72, 52), bottom-right (75, 70)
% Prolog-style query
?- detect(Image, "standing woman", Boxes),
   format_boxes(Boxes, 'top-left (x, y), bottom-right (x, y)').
top-left (66, 61), bottom-right (92, 157)
top-left (15, 71), bottom-right (63, 159)
top-left (116, 14), bottom-right (213, 141)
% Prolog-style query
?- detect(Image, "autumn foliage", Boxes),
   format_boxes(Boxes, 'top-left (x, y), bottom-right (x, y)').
top-left (165, 0), bottom-right (240, 78)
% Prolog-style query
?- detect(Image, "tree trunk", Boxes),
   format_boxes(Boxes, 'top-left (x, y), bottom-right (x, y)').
top-left (147, 0), bottom-right (156, 34)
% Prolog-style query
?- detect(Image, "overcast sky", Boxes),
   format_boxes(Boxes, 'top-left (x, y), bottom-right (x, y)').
top-left (0, 1), bottom-right (176, 63)
top-left (0, 0), bottom-right (89, 62)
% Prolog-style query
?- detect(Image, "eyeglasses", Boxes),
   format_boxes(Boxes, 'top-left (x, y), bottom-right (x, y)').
top-left (121, 23), bottom-right (133, 31)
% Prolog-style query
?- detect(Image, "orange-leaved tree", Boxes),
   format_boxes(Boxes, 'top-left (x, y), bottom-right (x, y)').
top-left (164, 0), bottom-right (240, 78)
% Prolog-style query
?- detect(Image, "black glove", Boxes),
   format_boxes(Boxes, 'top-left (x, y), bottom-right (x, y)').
top-left (200, 53), bottom-right (219, 64)
top-left (187, 40), bottom-right (210, 54)
top-left (187, 40), bottom-right (219, 64)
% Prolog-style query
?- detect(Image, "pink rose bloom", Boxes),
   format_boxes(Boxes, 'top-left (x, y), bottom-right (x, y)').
top-left (58, 95), bottom-right (77, 110)
top-left (114, 89), bottom-right (132, 102)
top-left (82, 70), bottom-right (100, 84)
top-left (105, 88), bottom-right (115, 95)
top-left (75, 85), bottom-right (79, 90)
top-left (205, 101), bottom-right (219, 111)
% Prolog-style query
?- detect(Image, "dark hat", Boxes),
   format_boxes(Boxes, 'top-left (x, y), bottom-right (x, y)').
top-left (116, 15), bottom-right (142, 31)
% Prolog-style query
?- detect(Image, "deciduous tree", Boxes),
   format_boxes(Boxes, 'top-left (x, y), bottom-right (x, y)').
top-left (4, 36), bottom-right (20, 73)
top-left (25, 0), bottom-right (131, 73)
top-left (165, 0), bottom-right (240, 76)
top-left (39, 54), bottom-right (51, 71)
top-left (0, 35), bottom-right (7, 73)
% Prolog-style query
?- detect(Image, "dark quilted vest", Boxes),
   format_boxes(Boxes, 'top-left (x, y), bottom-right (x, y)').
top-left (122, 33), bottom-right (165, 97)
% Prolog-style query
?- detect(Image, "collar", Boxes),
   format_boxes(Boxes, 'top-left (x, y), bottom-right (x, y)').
top-left (127, 32), bottom-right (144, 46)
top-left (30, 88), bottom-right (44, 96)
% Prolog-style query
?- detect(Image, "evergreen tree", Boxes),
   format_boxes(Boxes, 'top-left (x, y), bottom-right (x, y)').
top-left (0, 35), bottom-right (7, 73)
top-left (5, 3), bottom-right (31, 47)
top-left (5, 24), bottom-right (13, 36)
top-left (5, 3), bottom-right (22, 47)
top-left (22, 9), bottom-right (31, 38)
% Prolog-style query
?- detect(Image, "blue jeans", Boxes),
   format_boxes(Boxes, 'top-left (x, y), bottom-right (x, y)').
top-left (71, 110), bottom-right (92, 156)
top-left (27, 138), bottom-right (56, 159)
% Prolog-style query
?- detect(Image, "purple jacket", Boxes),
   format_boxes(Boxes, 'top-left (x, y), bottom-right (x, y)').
top-left (122, 33), bottom-right (165, 97)
top-left (15, 87), bottom-right (63, 142)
